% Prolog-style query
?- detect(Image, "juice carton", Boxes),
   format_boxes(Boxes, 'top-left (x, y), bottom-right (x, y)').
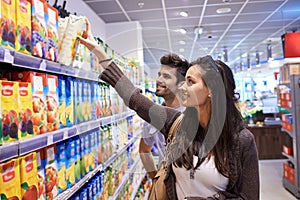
top-left (58, 14), bottom-right (86, 66)
top-left (44, 144), bottom-right (58, 199)
top-left (45, 3), bottom-right (58, 62)
top-left (75, 80), bottom-right (83, 124)
top-left (72, 43), bottom-right (91, 71)
top-left (65, 138), bottom-right (76, 188)
top-left (1, 80), bottom-right (19, 143)
top-left (65, 77), bottom-right (74, 127)
top-left (30, 0), bottom-right (47, 58)
top-left (57, 17), bottom-right (68, 50)
top-left (79, 134), bottom-right (86, 177)
top-left (82, 81), bottom-right (91, 122)
top-left (84, 133), bottom-right (91, 173)
top-left (36, 149), bottom-right (46, 200)
top-left (18, 82), bottom-right (34, 139)
top-left (19, 152), bottom-right (38, 200)
top-left (0, 158), bottom-right (21, 200)
top-left (55, 142), bottom-right (67, 193)
top-left (11, 71), bottom-right (47, 135)
top-left (1, 0), bottom-right (17, 50)
top-left (73, 136), bottom-right (81, 183)
top-left (58, 76), bottom-right (66, 128)
top-left (45, 74), bottom-right (59, 132)
top-left (16, 0), bottom-right (32, 54)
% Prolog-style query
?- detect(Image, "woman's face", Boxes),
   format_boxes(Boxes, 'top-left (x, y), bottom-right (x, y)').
top-left (179, 65), bottom-right (210, 107)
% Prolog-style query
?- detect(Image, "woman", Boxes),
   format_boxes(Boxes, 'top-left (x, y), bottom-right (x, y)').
top-left (77, 18), bottom-right (259, 200)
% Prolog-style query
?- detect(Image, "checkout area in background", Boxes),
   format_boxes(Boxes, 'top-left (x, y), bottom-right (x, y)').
top-left (238, 95), bottom-right (292, 160)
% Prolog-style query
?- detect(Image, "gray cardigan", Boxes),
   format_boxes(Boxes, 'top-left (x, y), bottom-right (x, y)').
top-left (100, 62), bottom-right (259, 200)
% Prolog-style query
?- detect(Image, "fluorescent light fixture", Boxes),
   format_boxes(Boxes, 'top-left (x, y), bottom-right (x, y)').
top-left (179, 40), bottom-right (186, 45)
top-left (216, 7), bottom-right (231, 14)
top-left (179, 11), bottom-right (188, 17)
top-left (179, 28), bottom-right (187, 34)
top-left (179, 48), bottom-right (185, 53)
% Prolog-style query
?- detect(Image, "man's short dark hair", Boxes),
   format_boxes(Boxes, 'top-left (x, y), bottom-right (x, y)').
top-left (160, 54), bottom-right (189, 84)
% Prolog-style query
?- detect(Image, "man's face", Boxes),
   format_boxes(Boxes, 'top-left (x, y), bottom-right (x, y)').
top-left (155, 65), bottom-right (178, 98)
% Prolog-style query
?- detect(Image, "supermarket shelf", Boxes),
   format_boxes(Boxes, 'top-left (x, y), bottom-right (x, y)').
top-left (0, 141), bottom-right (19, 162)
top-left (110, 157), bottom-right (141, 200)
top-left (1, 111), bottom-right (135, 162)
top-left (130, 170), bottom-right (147, 200)
top-left (283, 177), bottom-right (300, 198)
top-left (0, 46), bottom-right (100, 82)
top-left (282, 152), bottom-right (295, 164)
top-left (281, 128), bottom-right (294, 138)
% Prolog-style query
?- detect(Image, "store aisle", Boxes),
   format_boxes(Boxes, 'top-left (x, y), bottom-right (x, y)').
top-left (260, 159), bottom-right (297, 199)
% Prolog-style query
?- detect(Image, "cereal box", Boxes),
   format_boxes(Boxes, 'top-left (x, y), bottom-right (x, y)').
top-left (1, 80), bottom-right (19, 143)
top-left (65, 77), bottom-right (74, 127)
top-left (16, 0), bottom-right (32, 54)
top-left (11, 71), bottom-right (48, 135)
top-left (18, 82), bottom-right (34, 139)
top-left (0, 158), bottom-right (21, 200)
top-left (45, 3), bottom-right (58, 62)
top-left (1, 0), bottom-right (17, 50)
top-left (58, 76), bottom-right (66, 128)
top-left (44, 144), bottom-right (58, 199)
top-left (36, 149), bottom-right (46, 200)
top-left (30, 0), bottom-right (47, 58)
top-left (55, 142), bottom-right (67, 193)
top-left (45, 74), bottom-right (59, 132)
top-left (20, 152), bottom-right (38, 200)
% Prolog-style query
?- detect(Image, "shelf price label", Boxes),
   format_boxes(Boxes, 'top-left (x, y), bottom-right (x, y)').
top-left (289, 64), bottom-right (300, 75)
top-left (47, 134), bottom-right (54, 145)
top-left (4, 49), bottom-right (14, 63)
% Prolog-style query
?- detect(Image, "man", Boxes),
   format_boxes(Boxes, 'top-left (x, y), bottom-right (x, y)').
top-left (139, 53), bottom-right (189, 179)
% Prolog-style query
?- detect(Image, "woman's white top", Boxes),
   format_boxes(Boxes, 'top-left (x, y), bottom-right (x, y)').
top-left (172, 155), bottom-right (229, 199)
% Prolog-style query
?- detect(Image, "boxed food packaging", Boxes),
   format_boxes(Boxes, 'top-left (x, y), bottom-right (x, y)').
top-left (18, 82), bottom-right (34, 139)
top-left (74, 136), bottom-right (81, 183)
top-left (65, 77), bottom-right (74, 127)
top-left (57, 16), bottom-right (68, 52)
top-left (65, 138), bottom-right (76, 188)
top-left (58, 76), bottom-right (66, 128)
top-left (45, 3), bottom-right (58, 62)
top-left (75, 79), bottom-right (83, 124)
top-left (11, 71), bottom-right (48, 135)
top-left (45, 74), bottom-right (59, 132)
top-left (20, 152), bottom-right (39, 200)
top-left (44, 144), bottom-right (58, 199)
top-left (16, 0), bottom-right (32, 54)
top-left (1, 80), bottom-right (19, 143)
top-left (0, 158), bottom-right (21, 200)
top-left (55, 141), bottom-right (67, 193)
top-left (79, 134), bottom-right (87, 177)
top-left (30, 0), bottom-right (47, 58)
top-left (36, 149), bottom-right (46, 200)
top-left (1, 0), bottom-right (17, 50)
top-left (72, 43), bottom-right (91, 70)
top-left (82, 81), bottom-right (91, 122)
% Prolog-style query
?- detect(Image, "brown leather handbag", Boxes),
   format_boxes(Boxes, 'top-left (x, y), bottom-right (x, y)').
top-left (148, 115), bottom-right (183, 200)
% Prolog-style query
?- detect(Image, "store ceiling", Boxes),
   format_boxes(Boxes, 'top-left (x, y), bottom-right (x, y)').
top-left (83, 0), bottom-right (300, 70)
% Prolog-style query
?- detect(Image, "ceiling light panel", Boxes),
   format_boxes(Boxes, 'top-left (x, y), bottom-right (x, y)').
top-left (179, 11), bottom-right (188, 17)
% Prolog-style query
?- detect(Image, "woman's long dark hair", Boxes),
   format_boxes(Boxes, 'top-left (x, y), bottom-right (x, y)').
top-left (166, 59), bottom-right (244, 180)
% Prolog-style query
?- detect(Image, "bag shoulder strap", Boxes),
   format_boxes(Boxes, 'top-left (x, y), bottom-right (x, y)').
top-left (166, 114), bottom-right (183, 144)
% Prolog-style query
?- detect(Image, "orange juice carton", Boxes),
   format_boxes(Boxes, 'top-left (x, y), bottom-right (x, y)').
top-left (1, 80), bottom-right (19, 143)
top-left (55, 141), bottom-right (67, 193)
top-left (44, 144), bottom-right (58, 199)
top-left (18, 82), bottom-right (34, 139)
top-left (58, 76), bottom-right (66, 128)
top-left (65, 77), bottom-right (74, 127)
top-left (11, 71), bottom-right (47, 135)
top-left (1, 0), bottom-right (17, 50)
top-left (45, 74), bottom-right (59, 132)
top-left (0, 158), bottom-right (21, 200)
top-left (45, 3), bottom-right (58, 62)
top-left (30, 0), bottom-right (47, 58)
top-left (65, 138), bottom-right (76, 188)
top-left (36, 149), bottom-right (46, 200)
top-left (58, 14), bottom-right (85, 66)
top-left (20, 152), bottom-right (38, 200)
top-left (16, 0), bottom-right (32, 54)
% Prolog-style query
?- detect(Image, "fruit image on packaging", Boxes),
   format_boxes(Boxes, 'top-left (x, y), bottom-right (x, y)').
top-left (1, 0), bottom-right (17, 50)
top-left (55, 142), bottom-right (67, 193)
top-left (0, 158), bottom-right (21, 200)
top-left (16, 0), bottom-right (32, 54)
top-left (1, 81), bottom-right (19, 143)
top-left (30, 0), bottom-right (47, 58)
top-left (20, 152), bottom-right (38, 200)
top-left (18, 82), bottom-right (34, 139)
top-left (36, 150), bottom-right (46, 200)
top-left (45, 75), bottom-right (59, 132)
top-left (65, 138), bottom-right (76, 188)
top-left (45, 4), bottom-right (58, 62)
top-left (44, 145), bottom-right (58, 200)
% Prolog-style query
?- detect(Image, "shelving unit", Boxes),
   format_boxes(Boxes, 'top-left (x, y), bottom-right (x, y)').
top-left (280, 63), bottom-right (300, 198)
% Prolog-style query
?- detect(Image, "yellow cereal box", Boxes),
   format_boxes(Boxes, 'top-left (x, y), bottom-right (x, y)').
top-left (1, 0), bottom-right (17, 50)
top-left (20, 152), bottom-right (38, 200)
top-left (0, 158), bottom-right (21, 200)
